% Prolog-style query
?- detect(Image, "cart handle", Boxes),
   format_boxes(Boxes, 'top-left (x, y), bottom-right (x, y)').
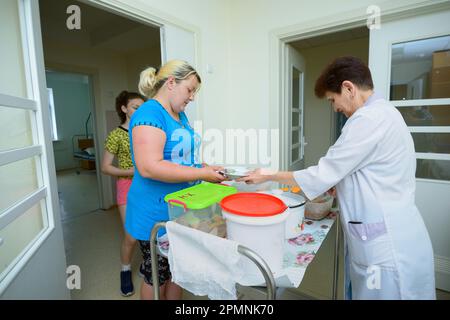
top-left (167, 199), bottom-right (187, 212)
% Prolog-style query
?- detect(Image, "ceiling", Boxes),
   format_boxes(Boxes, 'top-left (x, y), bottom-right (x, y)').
top-left (39, 0), bottom-right (160, 54)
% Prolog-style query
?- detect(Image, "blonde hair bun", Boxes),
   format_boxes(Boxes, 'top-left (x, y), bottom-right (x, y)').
top-left (138, 60), bottom-right (201, 98)
top-left (138, 67), bottom-right (158, 97)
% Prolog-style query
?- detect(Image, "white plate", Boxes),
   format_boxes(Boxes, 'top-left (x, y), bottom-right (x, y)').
top-left (223, 166), bottom-right (252, 180)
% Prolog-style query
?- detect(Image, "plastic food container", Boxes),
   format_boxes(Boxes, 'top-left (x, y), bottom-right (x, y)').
top-left (260, 189), bottom-right (306, 239)
top-left (304, 193), bottom-right (334, 220)
top-left (164, 182), bottom-right (237, 237)
top-left (220, 192), bottom-right (288, 275)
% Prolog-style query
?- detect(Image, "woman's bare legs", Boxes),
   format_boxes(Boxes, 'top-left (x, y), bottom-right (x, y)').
top-left (141, 280), bottom-right (159, 300)
top-left (140, 279), bottom-right (181, 300)
top-left (165, 280), bottom-right (183, 300)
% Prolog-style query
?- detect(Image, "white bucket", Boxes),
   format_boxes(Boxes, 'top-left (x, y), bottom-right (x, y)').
top-left (220, 193), bottom-right (288, 275)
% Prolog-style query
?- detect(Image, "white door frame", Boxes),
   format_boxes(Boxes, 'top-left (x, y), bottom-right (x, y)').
top-left (270, 0), bottom-right (450, 171)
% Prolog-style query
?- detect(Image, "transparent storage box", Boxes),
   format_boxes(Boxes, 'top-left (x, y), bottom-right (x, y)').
top-left (164, 182), bottom-right (237, 238)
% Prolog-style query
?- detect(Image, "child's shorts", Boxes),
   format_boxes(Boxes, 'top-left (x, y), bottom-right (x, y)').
top-left (116, 178), bottom-right (132, 206)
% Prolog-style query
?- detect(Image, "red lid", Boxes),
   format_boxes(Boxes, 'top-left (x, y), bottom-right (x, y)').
top-left (219, 193), bottom-right (288, 217)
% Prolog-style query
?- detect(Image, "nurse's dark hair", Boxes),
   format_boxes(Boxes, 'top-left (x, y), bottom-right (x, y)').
top-left (115, 90), bottom-right (145, 124)
top-left (314, 56), bottom-right (374, 98)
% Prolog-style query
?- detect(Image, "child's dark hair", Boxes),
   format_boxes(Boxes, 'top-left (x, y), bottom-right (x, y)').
top-left (115, 90), bottom-right (146, 124)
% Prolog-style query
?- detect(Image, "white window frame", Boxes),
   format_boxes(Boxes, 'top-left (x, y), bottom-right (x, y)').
top-left (377, 26), bottom-right (450, 183)
top-left (391, 93), bottom-right (450, 164)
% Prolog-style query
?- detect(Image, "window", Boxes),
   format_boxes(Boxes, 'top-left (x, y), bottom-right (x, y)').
top-left (390, 35), bottom-right (450, 181)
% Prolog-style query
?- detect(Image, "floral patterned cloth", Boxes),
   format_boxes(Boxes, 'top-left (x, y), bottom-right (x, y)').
top-left (271, 209), bottom-right (338, 288)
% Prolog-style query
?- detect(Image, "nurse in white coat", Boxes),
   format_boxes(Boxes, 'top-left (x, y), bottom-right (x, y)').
top-left (240, 56), bottom-right (435, 300)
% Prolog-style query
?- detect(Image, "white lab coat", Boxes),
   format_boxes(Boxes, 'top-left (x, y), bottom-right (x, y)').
top-left (294, 94), bottom-right (435, 300)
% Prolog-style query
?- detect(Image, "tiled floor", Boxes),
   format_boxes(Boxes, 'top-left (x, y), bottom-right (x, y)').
top-left (57, 169), bottom-right (450, 300)
top-left (57, 169), bottom-right (100, 222)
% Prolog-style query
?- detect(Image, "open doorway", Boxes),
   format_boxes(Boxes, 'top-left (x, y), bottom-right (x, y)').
top-left (38, 0), bottom-right (162, 298)
top-left (39, 0), bottom-right (161, 210)
top-left (45, 70), bottom-right (99, 221)
top-left (281, 27), bottom-right (369, 300)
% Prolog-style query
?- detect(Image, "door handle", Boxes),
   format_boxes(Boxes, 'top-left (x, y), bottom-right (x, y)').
top-left (302, 136), bottom-right (308, 146)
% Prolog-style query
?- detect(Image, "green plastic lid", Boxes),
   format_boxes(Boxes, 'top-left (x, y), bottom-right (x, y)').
top-left (164, 182), bottom-right (237, 210)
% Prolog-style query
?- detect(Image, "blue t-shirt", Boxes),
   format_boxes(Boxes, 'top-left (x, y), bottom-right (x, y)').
top-left (125, 99), bottom-right (201, 240)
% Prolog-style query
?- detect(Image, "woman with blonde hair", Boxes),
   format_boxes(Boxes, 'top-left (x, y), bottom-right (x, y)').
top-left (125, 60), bottom-right (226, 300)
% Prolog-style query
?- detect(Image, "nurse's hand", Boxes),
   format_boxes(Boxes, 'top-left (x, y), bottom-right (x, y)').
top-left (236, 168), bottom-right (271, 184)
top-left (199, 166), bottom-right (227, 183)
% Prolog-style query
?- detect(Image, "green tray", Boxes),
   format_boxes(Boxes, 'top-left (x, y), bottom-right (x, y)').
top-left (164, 182), bottom-right (237, 210)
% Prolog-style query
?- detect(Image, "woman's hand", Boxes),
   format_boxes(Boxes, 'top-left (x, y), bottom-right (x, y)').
top-left (199, 166), bottom-right (227, 183)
